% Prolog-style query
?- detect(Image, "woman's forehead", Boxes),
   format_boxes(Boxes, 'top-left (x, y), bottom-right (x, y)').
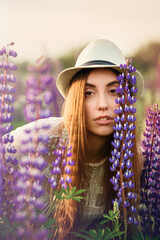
top-left (86, 68), bottom-right (118, 85)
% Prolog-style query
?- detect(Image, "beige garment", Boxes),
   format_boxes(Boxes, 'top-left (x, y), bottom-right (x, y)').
top-left (79, 158), bottom-right (108, 229)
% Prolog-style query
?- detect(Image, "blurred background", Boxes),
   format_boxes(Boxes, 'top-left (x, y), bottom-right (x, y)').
top-left (1, 0), bottom-right (160, 139)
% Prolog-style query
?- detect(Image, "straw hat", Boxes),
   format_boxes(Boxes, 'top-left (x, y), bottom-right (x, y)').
top-left (56, 39), bottom-right (144, 98)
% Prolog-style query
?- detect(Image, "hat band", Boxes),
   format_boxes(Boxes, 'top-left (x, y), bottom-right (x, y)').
top-left (81, 60), bottom-right (115, 66)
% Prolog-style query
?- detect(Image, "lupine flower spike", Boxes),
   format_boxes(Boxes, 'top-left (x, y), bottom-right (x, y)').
top-left (24, 57), bottom-right (57, 121)
top-left (0, 42), bottom-right (18, 239)
top-left (49, 128), bottom-right (75, 191)
top-left (139, 104), bottom-right (160, 237)
top-left (110, 59), bottom-right (138, 239)
top-left (12, 57), bottom-right (56, 239)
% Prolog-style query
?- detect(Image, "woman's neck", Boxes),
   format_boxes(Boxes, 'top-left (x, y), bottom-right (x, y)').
top-left (85, 131), bottom-right (112, 163)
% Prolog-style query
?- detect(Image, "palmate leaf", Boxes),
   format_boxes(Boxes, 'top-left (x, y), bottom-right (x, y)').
top-left (65, 186), bottom-right (86, 199)
top-left (73, 228), bottom-right (104, 239)
top-left (73, 201), bottom-right (124, 240)
top-left (103, 228), bottom-right (124, 240)
top-left (73, 229), bottom-right (96, 240)
top-left (100, 208), bottom-right (120, 225)
top-left (54, 186), bottom-right (86, 202)
top-left (73, 227), bottom-right (124, 240)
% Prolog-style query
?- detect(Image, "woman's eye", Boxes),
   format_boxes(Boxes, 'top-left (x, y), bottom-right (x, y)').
top-left (109, 89), bottom-right (117, 94)
top-left (85, 91), bottom-right (94, 97)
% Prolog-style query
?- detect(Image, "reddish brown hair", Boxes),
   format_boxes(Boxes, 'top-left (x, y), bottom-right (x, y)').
top-left (54, 70), bottom-right (90, 239)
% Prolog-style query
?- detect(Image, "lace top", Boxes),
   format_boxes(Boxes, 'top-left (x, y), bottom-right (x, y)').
top-left (79, 158), bottom-right (108, 228)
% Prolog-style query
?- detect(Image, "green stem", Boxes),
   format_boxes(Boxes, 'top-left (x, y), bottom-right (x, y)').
top-left (116, 218), bottom-right (122, 240)
top-left (124, 211), bottom-right (127, 240)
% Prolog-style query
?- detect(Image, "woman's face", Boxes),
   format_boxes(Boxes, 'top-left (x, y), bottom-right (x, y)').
top-left (85, 68), bottom-right (119, 137)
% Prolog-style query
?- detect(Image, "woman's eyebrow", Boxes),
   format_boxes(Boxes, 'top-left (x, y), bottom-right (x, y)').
top-left (107, 80), bottom-right (119, 87)
top-left (86, 80), bottom-right (119, 88)
top-left (85, 83), bottom-right (96, 88)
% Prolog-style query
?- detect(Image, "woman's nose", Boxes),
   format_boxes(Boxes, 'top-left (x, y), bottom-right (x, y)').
top-left (98, 94), bottom-right (108, 110)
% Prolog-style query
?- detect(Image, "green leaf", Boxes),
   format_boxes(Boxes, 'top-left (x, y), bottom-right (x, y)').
top-left (97, 228), bottom-right (105, 238)
top-left (99, 219), bottom-right (111, 225)
top-left (73, 228), bottom-right (101, 239)
top-left (72, 189), bottom-right (86, 196)
top-left (71, 196), bottom-right (85, 202)
top-left (88, 229), bottom-right (98, 238)
top-left (104, 229), bottom-right (124, 240)
top-left (108, 209), bottom-right (113, 217)
top-left (73, 231), bottom-right (93, 239)
top-left (55, 187), bottom-right (87, 201)
top-left (70, 186), bottom-right (76, 193)
top-left (103, 213), bottom-right (113, 220)
top-left (62, 188), bottom-right (67, 194)
top-left (67, 186), bottom-right (70, 195)
top-left (99, 215), bottom-right (113, 225)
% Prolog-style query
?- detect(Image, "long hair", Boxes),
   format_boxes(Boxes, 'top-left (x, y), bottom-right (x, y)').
top-left (54, 69), bottom-right (91, 239)
top-left (53, 68), bottom-right (143, 239)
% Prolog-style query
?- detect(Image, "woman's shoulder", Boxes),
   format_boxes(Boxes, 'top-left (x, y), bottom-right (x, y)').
top-left (12, 117), bottom-right (63, 136)
top-left (8, 117), bottom-right (64, 159)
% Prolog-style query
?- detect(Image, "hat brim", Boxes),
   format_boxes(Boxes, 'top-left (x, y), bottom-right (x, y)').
top-left (56, 65), bottom-right (144, 99)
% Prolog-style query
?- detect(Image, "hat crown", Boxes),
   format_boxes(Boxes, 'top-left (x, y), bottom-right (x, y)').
top-left (75, 39), bottom-right (126, 67)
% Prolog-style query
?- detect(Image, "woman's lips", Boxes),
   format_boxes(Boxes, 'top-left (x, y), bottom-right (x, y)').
top-left (94, 115), bottom-right (114, 125)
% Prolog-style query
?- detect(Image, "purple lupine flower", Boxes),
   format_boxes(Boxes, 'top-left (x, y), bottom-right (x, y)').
top-left (49, 128), bottom-right (74, 190)
top-left (0, 43), bottom-right (19, 239)
top-left (24, 58), bottom-right (54, 122)
top-left (24, 57), bottom-right (61, 120)
top-left (139, 104), bottom-right (160, 237)
top-left (110, 59), bottom-right (139, 228)
top-left (11, 57), bottom-right (59, 239)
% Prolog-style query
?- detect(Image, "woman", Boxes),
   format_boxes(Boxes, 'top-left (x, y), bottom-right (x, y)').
top-left (11, 39), bottom-right (144, 239)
